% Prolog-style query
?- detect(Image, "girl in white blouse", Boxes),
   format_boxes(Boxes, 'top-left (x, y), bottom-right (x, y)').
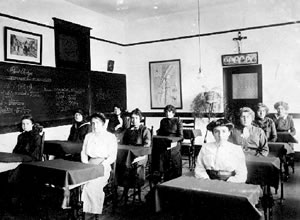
top-left (195, 119), bottom-right (247, 183)
top-left (81, 112), bottom-right (118, 219)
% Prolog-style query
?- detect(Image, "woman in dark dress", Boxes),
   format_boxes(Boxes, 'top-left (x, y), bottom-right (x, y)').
top-left (107, 104), bottom-right (130, 138)
top-left (157, 105), bottom-right (183, 181)
top-left (269, 101), bottom-right (296, 178)
top-left (253, 103), bottom-right (277, 142)
top-left (68, 109), bottom-right (91, 143)
top-left (13, 115), bottom-right (43, 161)
top-left (120, 108), bottom-right (151, 201)
top-left (157, 105), bottom-right (183, 138)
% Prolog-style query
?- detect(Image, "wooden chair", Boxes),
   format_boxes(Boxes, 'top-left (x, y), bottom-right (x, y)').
top-left (180, 117), bottom-right (196, 170)
top-left (120, 158), bottom-right (147, 205)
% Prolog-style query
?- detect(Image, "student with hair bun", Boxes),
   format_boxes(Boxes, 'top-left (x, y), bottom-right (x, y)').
top-left (13, 115), bottom-right (43, 161)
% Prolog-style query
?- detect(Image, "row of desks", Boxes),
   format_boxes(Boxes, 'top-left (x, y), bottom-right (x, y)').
top-left (0, 136), bottom-right (282, 220)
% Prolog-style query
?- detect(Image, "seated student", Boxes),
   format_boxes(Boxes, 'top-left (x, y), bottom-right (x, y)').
top-left (81, 112), bottom-right (117, 220)
top-left (157, 104), bottom-right (183, 138)
top-left (269, 101), bottom-right (296, 146)
top-left (122, 108), bottom-right (151, 147)
top-left (156, 105), bottom-right (183, 180)
top-left (68, 109), bottom-right (91, 142)
top-left (269, 101), bottom-right (296, 178)
top-left (120, 108), bottom-right (151, 201)
top-left (195, 119), bottom-right (247, 182)
top-left (13, 115), bottom-right (43, 161)
top-left (107, 104), bottom-right (130, 135)
top-left (253, 103), bottom-right (277, 142)
top-left (229, 107), bottom-right (269, 157)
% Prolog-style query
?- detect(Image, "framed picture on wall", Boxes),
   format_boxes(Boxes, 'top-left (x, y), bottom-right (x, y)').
top-left (149, 59), bottom-right (182, 109)
top-left (4, 27), bottom-right (42, 65)
top-left (221, 52), bottom-right (258, 66)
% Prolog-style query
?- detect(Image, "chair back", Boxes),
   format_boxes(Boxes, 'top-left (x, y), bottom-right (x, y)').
top-left (181, 117), bottom-right (196, 130)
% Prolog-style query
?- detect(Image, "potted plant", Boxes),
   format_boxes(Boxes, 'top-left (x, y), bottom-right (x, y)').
top-left (191, 89), bottom-right (222, 119)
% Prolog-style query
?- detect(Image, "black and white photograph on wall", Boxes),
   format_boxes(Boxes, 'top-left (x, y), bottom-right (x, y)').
top-left (4, 27), bottom-right (42, 65)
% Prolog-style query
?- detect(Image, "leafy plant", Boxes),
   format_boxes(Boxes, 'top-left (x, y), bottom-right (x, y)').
top-left (191, 90), bottom-right (222, 118)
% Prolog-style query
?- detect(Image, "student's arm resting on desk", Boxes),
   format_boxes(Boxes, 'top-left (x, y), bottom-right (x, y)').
top-left (268, 119), bottom-right (277, 142)
top-left (256, 130), bottom-right (269, 157)
top-left (194, 145), bottom-right (210, 179)
top-left (289, 116), bottom-right (296, 136)
top-left (142, 127), bottom-right (152, 147)
top-left (102, 134), bottom-right (118, 169)
top-left (81, 135), bottom-right (89, 164)
top-left (227, 146), bottom-right (247, 183)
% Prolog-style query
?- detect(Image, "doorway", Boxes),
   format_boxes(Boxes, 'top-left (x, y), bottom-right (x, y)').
top-left (223, 64), bottom-right (262, 124)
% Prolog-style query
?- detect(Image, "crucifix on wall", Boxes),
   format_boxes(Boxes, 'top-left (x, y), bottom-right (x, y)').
top-left (233, 31), bottom-right (247, 54)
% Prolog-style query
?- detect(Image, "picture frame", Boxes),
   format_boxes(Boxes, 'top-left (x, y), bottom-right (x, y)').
top-left (4, 27), bottom-right (42, 65)
top-left (149, 59), bottom-right (182, 109)
top-left (221, 52), bottom-right (258, 66)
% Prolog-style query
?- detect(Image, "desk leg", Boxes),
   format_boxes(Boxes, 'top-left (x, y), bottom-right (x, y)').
top-left (279, 160), bottom-right (284, 204)
top-left (262, 185), bottom-right (274, 220)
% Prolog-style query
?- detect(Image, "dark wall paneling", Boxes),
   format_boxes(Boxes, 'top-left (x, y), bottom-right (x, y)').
top-left (0, 62), bottom-right (126, 133)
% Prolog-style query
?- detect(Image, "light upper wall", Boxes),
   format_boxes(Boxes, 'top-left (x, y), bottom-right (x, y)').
top-left (0, 0), bottom-right (126, 73)
top-left (1, 0), bottom-right (300, 150)
top-left (124, 0), bottom-right (300, 113)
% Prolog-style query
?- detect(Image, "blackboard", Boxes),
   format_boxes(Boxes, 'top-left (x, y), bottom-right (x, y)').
top-left (90, 71), bottom-right (127, 113)
top-left (0, 62), bottom-right (126, 133)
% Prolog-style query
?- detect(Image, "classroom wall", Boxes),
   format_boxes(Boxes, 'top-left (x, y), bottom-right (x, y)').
top-left (124, 0), bottom-right (300, 113)
top-left (0, 0), bottom-right (126, 151)
top-left (0, 0), bottom-right (126, 73)
top-left (1, 0), bottom-right (300, 151)
top-left (123, 0), bottom-right (300, 150)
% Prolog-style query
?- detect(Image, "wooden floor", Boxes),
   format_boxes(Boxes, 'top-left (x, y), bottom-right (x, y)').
top-left (1, 159), bottom-right (300, 220)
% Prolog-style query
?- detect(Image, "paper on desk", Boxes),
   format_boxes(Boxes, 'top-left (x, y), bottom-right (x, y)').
top-left (167, 142), bottom-right (177, 150)
top-left (131, 155), bottom-right (147, 164)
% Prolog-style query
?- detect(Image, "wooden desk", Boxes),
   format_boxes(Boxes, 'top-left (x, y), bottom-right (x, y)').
top-left (18, 159), bottom-right (104, 212)
top-left (245, 155), bottom-right (280, 189)
top-left (277, 132), bottom-right (298, 143)
top-left (246, 155), bottom-right (280, 219)
top-left (155, 176), bottom-right (263, 220)
top-left (116, 144), bottom-right (151, 187)
top-left (182, 129), bottom-right (201, 140)
top-left (0, 152), bottom-right (32, 173)
top-left (43, 140), bottom-right (82, 157)
top-left (117, 144), bottom-right (151, 168)
top-left (151, 135), bottom-right (183, 183)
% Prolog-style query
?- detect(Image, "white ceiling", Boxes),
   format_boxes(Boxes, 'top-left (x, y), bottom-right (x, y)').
top-left (65, 0), bottom-right (235, 21)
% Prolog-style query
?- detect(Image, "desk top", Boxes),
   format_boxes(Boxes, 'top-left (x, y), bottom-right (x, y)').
top-left (44, 140), bottom-right (83, 156)
top-left (277, 132), bottom-right (298, 143)
top-left (19, 159), bottom-right (104, 187)
top-left (268, 142), bottom-right (293, 156)
top-left (118, 144), bottom-right (151, 156)
top-left (156, 176), bottom-right (262, 219)
top-left (183, 129), bottom-right (202, 139)
top-left (153, 135), bottom-right (183, 142)
top-left (245, 155), bottom-right (280, 188)
top-left (0, 152), bottom-right (32, 163)
top-left (117, 144), bottom-right (150, 168)
top-left (158, 176), bottom-right (262, 206)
